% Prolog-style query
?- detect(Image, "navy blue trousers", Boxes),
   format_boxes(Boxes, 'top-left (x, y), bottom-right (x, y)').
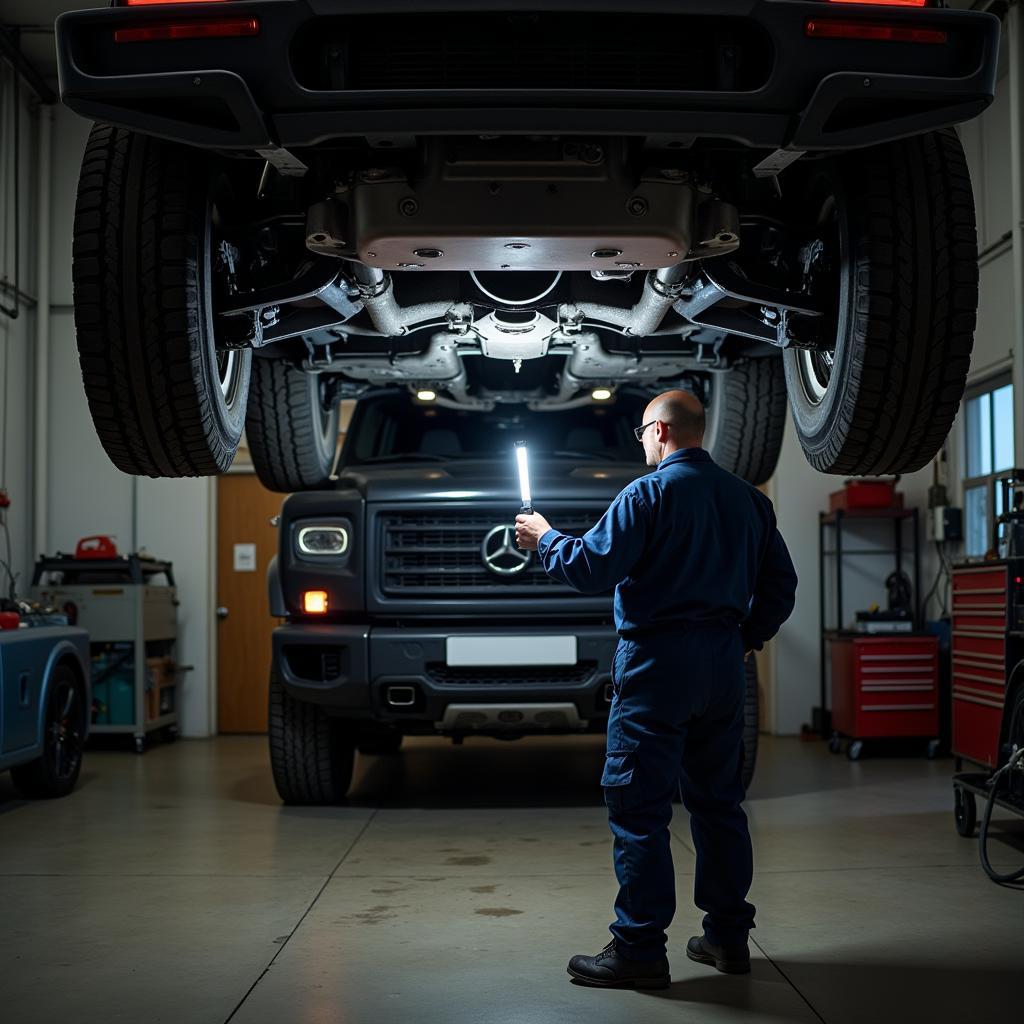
top-left (602, 626), bottom-right (755, 960)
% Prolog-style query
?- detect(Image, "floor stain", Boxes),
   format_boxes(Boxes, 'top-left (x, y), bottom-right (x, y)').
top-left (414, 877), bottom-right (445, 882)
top-left (370, 889), bottom-right (401, 895)
top-left (444, 855), bottom-right (491, 866)
top-left (469, 885), bottom-right (497, 893)
top-left (353, 912), bottom-right (397, 925)
top-left (578, 840), bottom-right (604, 846)
top-left (518, 837), bottom-right (540, 843)
top-left (475, 908), bottom-right (523, 917)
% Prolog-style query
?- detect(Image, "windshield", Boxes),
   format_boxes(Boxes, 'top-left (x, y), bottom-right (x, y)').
top-left (345, 392), bottom-right (651, 463)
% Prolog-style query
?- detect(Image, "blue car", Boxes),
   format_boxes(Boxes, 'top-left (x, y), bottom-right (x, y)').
top-left (0, 626), bottom-right (90, 799)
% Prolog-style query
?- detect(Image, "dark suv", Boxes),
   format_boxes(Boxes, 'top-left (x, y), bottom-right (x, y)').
top-left (267, 390), bottom-right (759, 802)
top-left (58, 1), bottom-right (998, 496)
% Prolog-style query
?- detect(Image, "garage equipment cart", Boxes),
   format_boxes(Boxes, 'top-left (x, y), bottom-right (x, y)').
top-left (949, 513), bottom-right (1024, 883)
top-left (31, 542), bottom-right (181, 753)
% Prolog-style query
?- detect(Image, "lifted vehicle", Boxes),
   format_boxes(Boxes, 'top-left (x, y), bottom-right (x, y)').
top-left (266, 390), bottom-right (760, 803)
top-left (58, 1), bottom-right (997, 489)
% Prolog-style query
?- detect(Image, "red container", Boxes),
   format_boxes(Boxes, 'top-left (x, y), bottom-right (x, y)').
top-left (0, 611), bottom-right (21, 630)
top-left (75, 535), bottom-right (118, 559)
top-left (829, 479), bottom-right (903, 512)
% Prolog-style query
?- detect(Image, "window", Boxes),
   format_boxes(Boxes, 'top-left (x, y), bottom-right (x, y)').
top-left (963, 380), bottom-right (1015, 557)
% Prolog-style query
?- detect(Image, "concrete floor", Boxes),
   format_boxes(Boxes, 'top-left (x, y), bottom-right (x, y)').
top-left (0, 733), bottom-right (1021, 1024)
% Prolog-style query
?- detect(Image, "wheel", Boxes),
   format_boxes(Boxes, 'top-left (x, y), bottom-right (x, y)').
top-left (356, 731), bottom-right (403, 756)
top-left (10, 662), bottom-right (87, 799)
top-left (72, 125), bottom-right (251, 476)
top-left (846, 739), bottom-right (864, 761)
top-left (741, 655), bottom-right (759, 792)
top-left (783, 129), bottom-right (977, 475)
top-left (702, 357), bottom-right (787, 485)
top-left (268, 663), bottom-right (355, 804)
top-left (246, 358), bottom-right (341, 492)
top-left (954, 786), bottom-right (977, 838)
top-left (135, 736), bottom-right (147, 755)
top-left (162, 724), bottom-right (179, 744)
top-left (927, 738), bottom-right (940, 760)
top-left (828, 734), bottom-right (842, 755)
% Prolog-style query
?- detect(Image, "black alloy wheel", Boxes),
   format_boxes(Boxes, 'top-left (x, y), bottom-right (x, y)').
top-left (10, 663), bottom-right (87, 799)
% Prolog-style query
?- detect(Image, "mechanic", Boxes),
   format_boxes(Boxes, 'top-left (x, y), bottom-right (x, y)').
top-left (515, 389), bottom-right (797, 988)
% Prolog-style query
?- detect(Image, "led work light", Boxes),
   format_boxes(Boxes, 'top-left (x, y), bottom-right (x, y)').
top-left (515, 440), bottom-right (533, 514)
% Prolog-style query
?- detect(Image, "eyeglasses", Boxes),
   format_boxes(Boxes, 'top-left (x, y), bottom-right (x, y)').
top-left (633, 420), bottom-right (657, 443)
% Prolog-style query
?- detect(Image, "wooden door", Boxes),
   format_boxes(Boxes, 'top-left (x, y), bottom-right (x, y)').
top-left (216, 473), bottom-right (286, 733)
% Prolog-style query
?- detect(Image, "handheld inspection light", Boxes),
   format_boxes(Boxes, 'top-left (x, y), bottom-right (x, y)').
top-left (514, 440), bottom-right (533, 514)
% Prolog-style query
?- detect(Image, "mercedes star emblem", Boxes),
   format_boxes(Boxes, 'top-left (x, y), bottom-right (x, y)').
top-left (481, 524), bottom-right (531, 576)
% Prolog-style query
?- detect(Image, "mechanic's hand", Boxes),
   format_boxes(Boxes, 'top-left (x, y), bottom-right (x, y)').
top-left (515, 512), bottom-right (552, 551)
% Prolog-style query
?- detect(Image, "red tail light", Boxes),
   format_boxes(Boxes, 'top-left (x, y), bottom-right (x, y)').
top-left (114, 17), bottom-right (259, 42)
top-left (828, 0), bottom-right (928, 6)
top-left (124, 0), bottom-right (231, 6)
top-left (806, 18), bottom-right (947, 44)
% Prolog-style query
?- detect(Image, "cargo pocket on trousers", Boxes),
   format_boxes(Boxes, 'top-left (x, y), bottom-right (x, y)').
top-left (601, 750), bottom-right (636, 788)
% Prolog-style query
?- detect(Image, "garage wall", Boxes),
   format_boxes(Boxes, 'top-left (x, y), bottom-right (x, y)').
top-left (0, 67), bottom-right (41, 603)
top-left (770, 45), bottom-right (1017, 734)
top-left (44, 106), bottom-right (217, 737)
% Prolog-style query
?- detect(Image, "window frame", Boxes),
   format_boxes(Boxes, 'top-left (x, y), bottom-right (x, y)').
top-left (962, 374), bottom-right (1015, 557)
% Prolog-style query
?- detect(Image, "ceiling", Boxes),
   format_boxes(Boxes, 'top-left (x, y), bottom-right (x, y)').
top-left (1, 1), bottom-right (92, 93)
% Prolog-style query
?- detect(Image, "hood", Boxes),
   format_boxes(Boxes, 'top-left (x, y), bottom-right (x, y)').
top-left (334, 457), bottom-right (646, 503)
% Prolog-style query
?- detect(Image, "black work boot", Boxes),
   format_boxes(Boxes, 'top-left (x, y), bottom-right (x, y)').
top-left (567, 939), bottom-right (670, 989)
top-left (685, 935), bottom-right (751, 975)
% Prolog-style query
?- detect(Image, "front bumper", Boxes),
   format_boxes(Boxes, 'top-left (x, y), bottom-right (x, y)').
top-left (57, 1), bottom-right (998, 153)
top-left (272, 622), bottom-right (618, 733)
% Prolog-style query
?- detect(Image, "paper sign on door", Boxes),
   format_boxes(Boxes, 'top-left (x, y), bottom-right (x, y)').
top-left (233, 543), bottom-right (257, 572)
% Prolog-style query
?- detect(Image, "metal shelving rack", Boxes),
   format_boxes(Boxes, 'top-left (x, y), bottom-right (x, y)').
top-left (816, 506), bottom-right (921, 735)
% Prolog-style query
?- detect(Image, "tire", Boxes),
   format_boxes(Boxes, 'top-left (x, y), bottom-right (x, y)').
top-left (954, 787), bottom-right (977, 838)
top-left (10, 662), bottom-right (87, 799)
top-left (783, 129), bottom-right (978, 475)
top-left (703, 358), bottom-right (787, 485)
top-left (72, 124), bottom-right (251, 477)
top-left (267, 664), bottom-right (355, 804)
top-left (246, 358), bottom-right (340, 492)
top-left (741, 655), bottom-right (759, 792)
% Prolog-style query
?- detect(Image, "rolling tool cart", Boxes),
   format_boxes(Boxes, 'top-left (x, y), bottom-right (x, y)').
top-left (30, 537), bottom-right (183, 753)
top-left (950, 475), bottom-right (1024, 883)
top-left (819, 489), bottom-right (935, 759)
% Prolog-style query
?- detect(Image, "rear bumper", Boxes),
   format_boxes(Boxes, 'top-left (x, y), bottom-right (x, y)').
top-left (57, 1), bottom-right (998, 152)
top-left (272, 622), bottom-right (618, 732)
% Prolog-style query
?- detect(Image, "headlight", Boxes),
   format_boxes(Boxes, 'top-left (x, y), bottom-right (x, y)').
top-left (297, 525), bottom-right (350, 556)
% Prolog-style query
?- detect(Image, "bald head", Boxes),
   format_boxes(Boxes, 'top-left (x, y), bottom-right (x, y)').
top-left (645, 389), bottom-right (706, 446)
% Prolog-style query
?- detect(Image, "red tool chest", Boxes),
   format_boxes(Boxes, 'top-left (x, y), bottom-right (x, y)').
top-left (830, 635), bottom-right (939, 743)
top-left (951, 563), bottom-right (1008, 769)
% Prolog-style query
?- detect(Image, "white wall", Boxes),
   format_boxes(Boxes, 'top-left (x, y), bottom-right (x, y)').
top-left (770, 42), bottom-right (1019, 734)
top-left (0, 64), bottom-right (40, 599)
top-left (13, 104), bottom-right (218, 737)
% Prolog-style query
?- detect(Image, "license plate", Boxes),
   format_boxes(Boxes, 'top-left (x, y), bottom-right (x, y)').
top-left (446, 635), bottom-right (577, 667)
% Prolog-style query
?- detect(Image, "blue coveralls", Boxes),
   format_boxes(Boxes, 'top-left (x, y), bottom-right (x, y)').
top-left (537, 447), bottom-right (797, 960)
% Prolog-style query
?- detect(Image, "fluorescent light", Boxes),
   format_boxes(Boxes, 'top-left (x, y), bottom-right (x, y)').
top-left (592, 388), bottom-right (613, 401)
top-left (515, 441), bottom-right (532, 510)
top-left (416, 390), bottom-right (436, 402)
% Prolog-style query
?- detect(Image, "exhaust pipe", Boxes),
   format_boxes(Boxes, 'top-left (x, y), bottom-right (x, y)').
top-left (350, 265), bottom-right (453, 336)
top-left (385, 685), bottom-right (417, 707)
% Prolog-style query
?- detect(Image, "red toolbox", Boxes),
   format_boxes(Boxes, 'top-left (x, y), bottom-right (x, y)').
top-left (830, 635), bottom-right (939, 753)
top-left (951, 563), bottom-right (1009, 769)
